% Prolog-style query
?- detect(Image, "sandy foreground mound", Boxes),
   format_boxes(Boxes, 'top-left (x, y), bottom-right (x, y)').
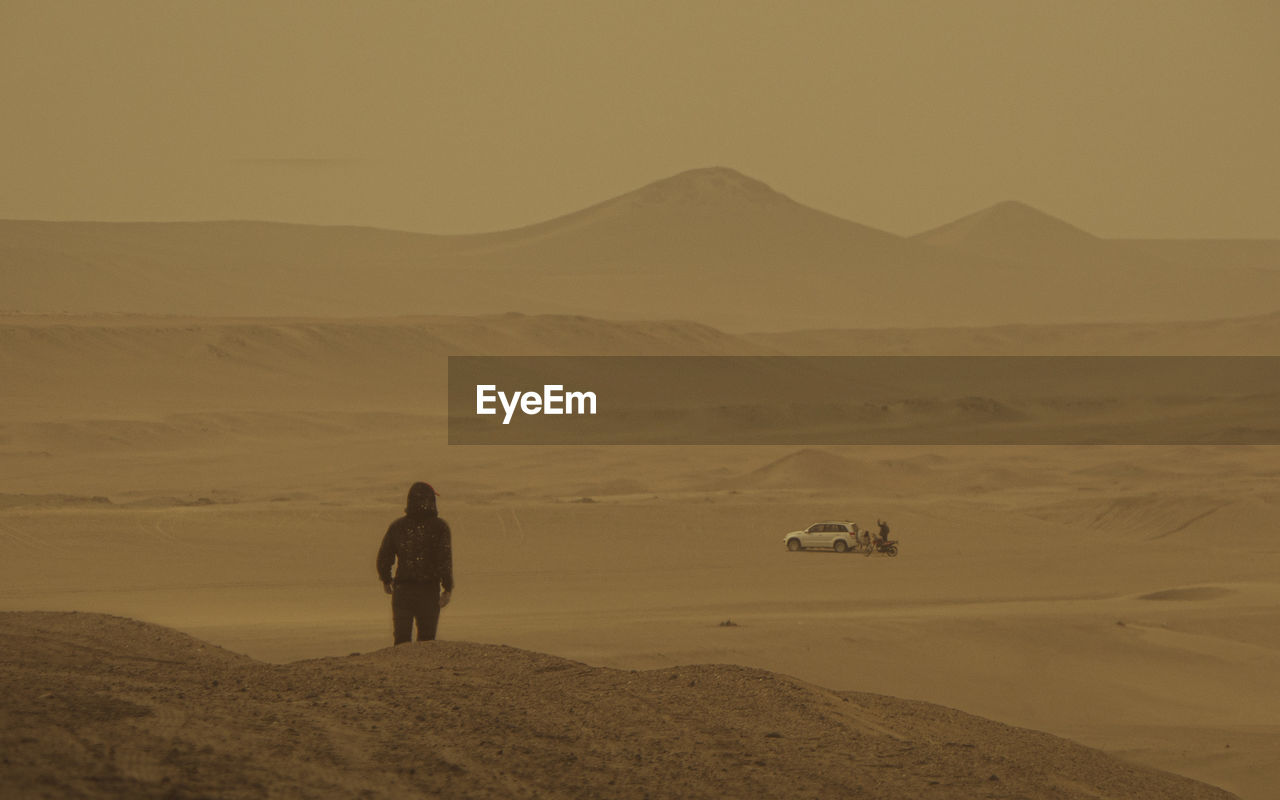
top-left (2, 613), bottom-right (1236, 800)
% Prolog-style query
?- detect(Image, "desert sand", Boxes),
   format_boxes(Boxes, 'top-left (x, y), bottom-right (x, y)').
top-left (2, 311), bottom-right (1278, 798)
top-left (7, 1), bottom-right (1278, 793)
top-left (1, 611), bottom-right (1239, 799)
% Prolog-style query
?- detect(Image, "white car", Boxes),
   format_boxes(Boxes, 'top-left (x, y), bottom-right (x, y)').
top-left (783, 521), bottom-right (860, 553)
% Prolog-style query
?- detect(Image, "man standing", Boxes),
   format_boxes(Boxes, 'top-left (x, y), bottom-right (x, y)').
top-left (376, 481), bottom-right (454, 644)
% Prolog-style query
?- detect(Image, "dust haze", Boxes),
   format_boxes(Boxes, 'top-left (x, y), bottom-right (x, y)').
top-left (3, 3), bottom-right (1279, 799)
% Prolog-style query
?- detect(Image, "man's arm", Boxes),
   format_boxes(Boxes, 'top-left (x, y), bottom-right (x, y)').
top-left (376, 524), bottom-right (397, 586)
top-left (437, 519), bottom-right (454, 593)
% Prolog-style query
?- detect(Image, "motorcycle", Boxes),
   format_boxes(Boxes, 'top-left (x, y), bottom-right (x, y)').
top-left (859, 538), bottom-right (898, 557)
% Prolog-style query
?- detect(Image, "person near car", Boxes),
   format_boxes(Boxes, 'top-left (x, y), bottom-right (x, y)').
top-left (877, 519), bottom-right (891, 544)
top-left (376, 481), bottom-right (454, 644)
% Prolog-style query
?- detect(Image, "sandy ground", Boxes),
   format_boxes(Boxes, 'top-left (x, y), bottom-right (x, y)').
top-left (2, 436), bottom-right (1277, 798)
top-left (1, 612), bottom-right (1240, 800)
top-left (3, 313), bottom-right (1279, 797)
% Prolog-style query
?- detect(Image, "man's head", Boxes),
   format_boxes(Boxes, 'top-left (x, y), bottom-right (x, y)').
top-left (406, 481), bottom-right (439, 516)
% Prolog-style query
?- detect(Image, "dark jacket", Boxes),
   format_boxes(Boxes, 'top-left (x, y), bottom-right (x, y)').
top-left (376, 483), bottom-right (454, 591)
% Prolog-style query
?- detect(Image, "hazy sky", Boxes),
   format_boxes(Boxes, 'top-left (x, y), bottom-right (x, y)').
top-left (2, 1), bottom-right (1277, 237)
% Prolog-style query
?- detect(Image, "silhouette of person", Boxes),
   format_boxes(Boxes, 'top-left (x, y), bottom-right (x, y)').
top-left (877, 519), bottom-right (890, 544)
top-left (376, 482), bottom-right (454, 644)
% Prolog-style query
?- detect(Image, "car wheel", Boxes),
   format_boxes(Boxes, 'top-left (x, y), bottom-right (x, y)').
top-left (833, 540), bottom-right (848, 553)
top-left (787, 539), bottom-right (802, 552)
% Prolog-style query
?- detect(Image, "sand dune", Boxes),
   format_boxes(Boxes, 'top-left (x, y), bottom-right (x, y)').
top-left (5, 309), bottom-right (1280, 452)
top-left (5, 168), bottom-right (1280, 329)
top-left (0, 493), bottom-right (112, 509)
top-left (0, 611), bottom-right (1238, 800)
top-left (1140, 586), bottom-right (1236, 602)
top-left (1025, 493), bottom-right (1229, 539)
top-left (732, 448), bottom-right (863, 490)
top-left (749, 310), bottom-right (1280, 355)
top-left (0, 313), bottom-right (761, 421)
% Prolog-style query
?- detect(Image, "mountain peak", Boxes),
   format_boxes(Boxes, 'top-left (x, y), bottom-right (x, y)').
top-left (986, 199), bottom-right (1048, 215)
top-left (981, 200), bottom-right (1090, 230)
top-left (914, 200), bottom-right (1098, 254)
top-left (621, 166), bottom-right (793, 208)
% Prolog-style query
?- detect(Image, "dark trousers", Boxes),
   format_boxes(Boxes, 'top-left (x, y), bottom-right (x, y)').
top-left (392, 582), bottom-right (441, 644)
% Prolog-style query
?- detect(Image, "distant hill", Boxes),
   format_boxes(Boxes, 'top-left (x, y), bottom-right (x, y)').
top-left (1115, 239), bottom-right (1280, 272)
top-left (914, 202), bottom-right (1280, 275)
top-left (748, 310), bottom-right (1280, 355)
top-left (0, 611), bottom-right (1239, 800)
top-left (0, 312), bottom-right (764, 418)
top-left (3, 168), bottom-right (1279, 329)
top-left (911, 199), bottom-right (1163, 278)
top-left (914, 200), bottom-right (1105, 265)
top-left (5, 309), bottom-right (1280, 429)
top-left (435, 166), bottom-right (903, 272)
